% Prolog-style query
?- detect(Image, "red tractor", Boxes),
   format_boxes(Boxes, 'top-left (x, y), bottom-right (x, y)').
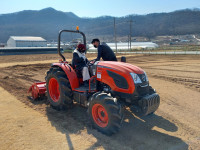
top-left (29, 29), bottom-right (160, 135)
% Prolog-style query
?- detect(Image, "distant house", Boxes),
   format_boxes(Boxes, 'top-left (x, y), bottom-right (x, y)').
top-left (0, 43), bottom-right (5, 47)
top-left (7, 36), bottom-right (47, 47)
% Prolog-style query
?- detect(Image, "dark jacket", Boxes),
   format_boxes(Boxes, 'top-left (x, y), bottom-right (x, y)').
top-left (96, 44), bottom-right (117, 61)
top-left (72, 51), bottom-right (88, 71)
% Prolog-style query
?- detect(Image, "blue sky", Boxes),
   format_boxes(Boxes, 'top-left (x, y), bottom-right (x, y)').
top-left (1, 0), bottom-right (200, 17)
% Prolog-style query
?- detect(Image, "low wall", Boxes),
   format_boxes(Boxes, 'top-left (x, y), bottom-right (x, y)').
top-left (0, 47), bottom-right (63, 55)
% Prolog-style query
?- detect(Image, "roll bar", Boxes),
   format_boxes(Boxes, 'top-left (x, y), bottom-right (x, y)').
top-left (58, 29), bottom-right (86, 61)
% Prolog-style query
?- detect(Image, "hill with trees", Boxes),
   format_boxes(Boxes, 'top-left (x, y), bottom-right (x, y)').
top-left (0, 7), bottom-right (200, 43)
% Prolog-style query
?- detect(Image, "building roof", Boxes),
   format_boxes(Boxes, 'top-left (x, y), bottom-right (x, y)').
top-left (10, 36), bottom-right (47, 42)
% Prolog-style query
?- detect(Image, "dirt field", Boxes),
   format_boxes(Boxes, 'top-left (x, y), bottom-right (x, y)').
top-left (0, 53), bottom-right (199, 150)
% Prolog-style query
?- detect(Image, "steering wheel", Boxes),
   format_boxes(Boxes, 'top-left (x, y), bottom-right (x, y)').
top-left (87, 59), bottom-right (96, 66)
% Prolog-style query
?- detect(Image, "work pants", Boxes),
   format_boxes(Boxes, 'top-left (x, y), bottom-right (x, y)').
top-left (82, 67), bottom-right (90, 81)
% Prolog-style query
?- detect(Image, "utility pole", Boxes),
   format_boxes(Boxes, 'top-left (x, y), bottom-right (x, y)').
top-left (114, 17), bottom-right (117, 53)
top-left (127, 17), bottom-right (133, 50)
top-left (130, 20), bottom-right (133, 50)
top-left (128, 35), bottom-right (130, 50)
top-left (71, 27), bottom-right (73, 40)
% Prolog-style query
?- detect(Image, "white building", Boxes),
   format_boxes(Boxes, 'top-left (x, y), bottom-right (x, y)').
top-left (7, 36), bottom-right (47, 47)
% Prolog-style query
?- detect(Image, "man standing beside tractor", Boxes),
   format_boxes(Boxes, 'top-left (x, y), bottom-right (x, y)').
top-left (91, 39), bottom-right (117, 61)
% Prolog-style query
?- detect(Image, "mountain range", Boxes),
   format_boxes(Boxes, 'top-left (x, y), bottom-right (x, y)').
top-left (0, 7), bottom-right (200, 43)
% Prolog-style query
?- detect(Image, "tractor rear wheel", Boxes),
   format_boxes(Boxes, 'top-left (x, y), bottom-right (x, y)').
top-left (88, 92), bottom-right (123, 135)
top-left (46, 67), bottom-right (73, 110)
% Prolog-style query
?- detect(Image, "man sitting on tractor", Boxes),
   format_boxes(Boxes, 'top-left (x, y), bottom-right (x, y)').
top-left (91, 38), bottom-right (117, 61)
top-left (72, 44), bottom-right (90, 86)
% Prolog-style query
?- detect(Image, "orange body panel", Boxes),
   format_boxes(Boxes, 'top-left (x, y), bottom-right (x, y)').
top-left (52, 62), bottom-right (79, 90)
top-left (52, 61), bottom-right (145, 94)
top-left (96, 61), bottom-right (144, 94)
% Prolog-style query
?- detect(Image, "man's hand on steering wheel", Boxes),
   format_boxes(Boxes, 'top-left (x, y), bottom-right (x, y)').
top-left (87, 59), bottom-right (96, 66)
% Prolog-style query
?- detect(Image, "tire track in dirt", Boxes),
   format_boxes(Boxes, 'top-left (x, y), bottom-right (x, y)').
top-left (149, 74), bottom-right (200, 92)
top-left (144, 67), bottom-right (200, 74)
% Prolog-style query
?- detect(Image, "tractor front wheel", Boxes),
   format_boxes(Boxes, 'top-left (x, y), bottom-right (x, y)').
top-left (88, 92), bottom-right (124, 135)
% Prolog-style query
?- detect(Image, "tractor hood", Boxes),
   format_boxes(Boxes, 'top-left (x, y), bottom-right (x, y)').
top-left (97, 61), bottom-right (144, 74)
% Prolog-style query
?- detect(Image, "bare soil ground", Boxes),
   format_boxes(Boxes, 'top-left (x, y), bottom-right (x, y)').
top-left (0, 54), bottom-right (199, 150)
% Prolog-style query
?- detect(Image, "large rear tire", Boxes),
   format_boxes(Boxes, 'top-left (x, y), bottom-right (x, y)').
top-left (46, 67), bottom-right (73, 110)
top-left (88, 92), bottom-right (124, 135)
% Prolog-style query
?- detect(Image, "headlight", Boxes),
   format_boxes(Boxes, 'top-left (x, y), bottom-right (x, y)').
top-left (144, 72), bottom-right (149, 82)
top-left (130, 73), bottom-right (142, 84)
